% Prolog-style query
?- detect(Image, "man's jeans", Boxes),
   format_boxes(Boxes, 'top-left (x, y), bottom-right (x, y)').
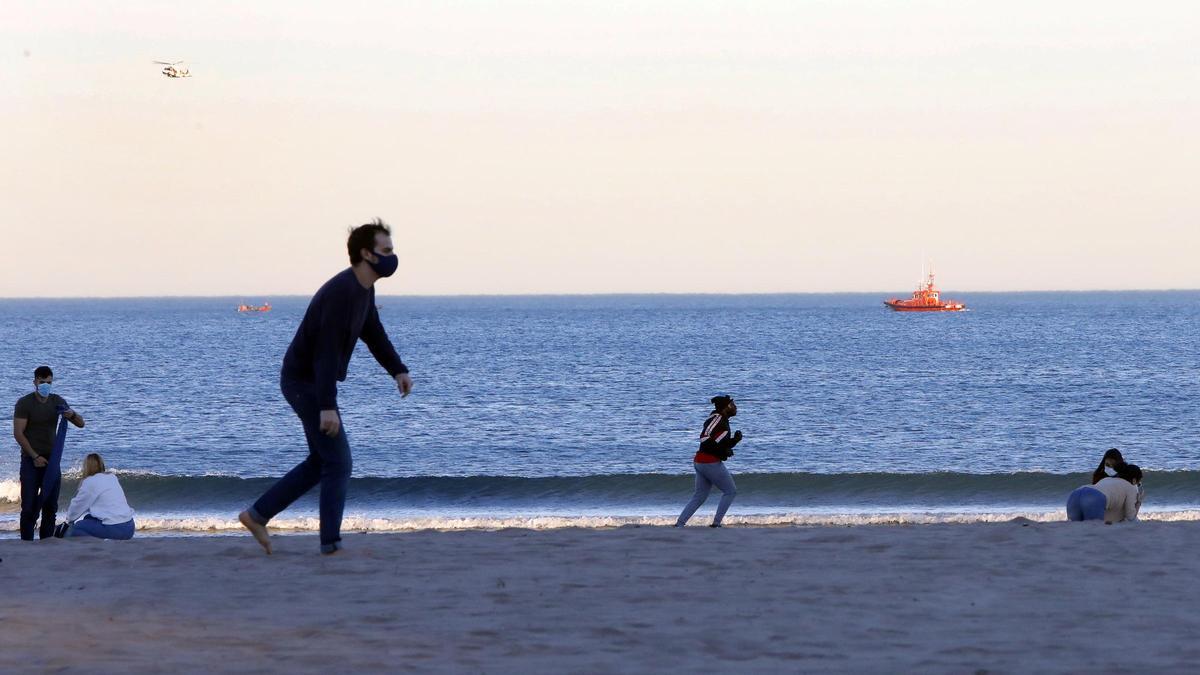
top-left (19, 455), bottom-right (60, 540)
top-left (248, 376), bottom-right (352, 553)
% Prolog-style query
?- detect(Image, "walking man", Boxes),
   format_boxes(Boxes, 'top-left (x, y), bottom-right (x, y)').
top-left (13, 365), bottom-right (85, 540)
top-left (675, 394), bottom-right (742, 528)
top-left (239, 219), bottom-right (414, 554)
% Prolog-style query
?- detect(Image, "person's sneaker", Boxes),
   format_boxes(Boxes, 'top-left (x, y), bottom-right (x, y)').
top-left (709, 523), bottom-right (722, 528)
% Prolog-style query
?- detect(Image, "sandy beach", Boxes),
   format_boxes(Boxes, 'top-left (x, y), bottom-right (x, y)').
top-left (1, 521), bottom-right (1196, 673)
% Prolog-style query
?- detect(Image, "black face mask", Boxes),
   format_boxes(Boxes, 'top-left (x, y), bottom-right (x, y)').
top-left (368, 251), bottom-right (399, 278)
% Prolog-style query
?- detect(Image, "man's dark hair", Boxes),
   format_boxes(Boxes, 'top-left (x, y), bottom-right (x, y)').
top-left (33, 365), bottom-right (53, 379)
top-left (347, 219), bottom-right (392, 265)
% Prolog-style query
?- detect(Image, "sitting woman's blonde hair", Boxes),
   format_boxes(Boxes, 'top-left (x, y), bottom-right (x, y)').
top-left (82, 453), bottom-right (106, 478)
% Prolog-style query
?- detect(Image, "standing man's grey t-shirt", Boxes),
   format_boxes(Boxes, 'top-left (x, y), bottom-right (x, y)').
top-left (13, 393), bottom-right (68, 457)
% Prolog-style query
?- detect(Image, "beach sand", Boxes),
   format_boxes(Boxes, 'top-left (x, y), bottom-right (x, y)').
top-left (2, 520), bottom-right (1197, 673)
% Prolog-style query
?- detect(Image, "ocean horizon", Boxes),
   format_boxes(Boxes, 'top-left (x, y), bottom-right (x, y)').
top-left (3, 288), bottom-right (1199, 300)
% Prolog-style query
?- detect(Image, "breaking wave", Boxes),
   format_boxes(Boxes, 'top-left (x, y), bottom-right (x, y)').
top-left (5, 470), bottom-right (1200, 509)
top-left (1, 509), bottom-right (1196, 535)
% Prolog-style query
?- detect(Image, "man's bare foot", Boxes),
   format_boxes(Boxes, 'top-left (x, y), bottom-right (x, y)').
top-left (239, 510), bottom-right (272, 554)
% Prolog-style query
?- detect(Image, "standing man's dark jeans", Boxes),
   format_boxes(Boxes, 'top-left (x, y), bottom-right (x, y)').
top-left (247, 376), bottom-right (352, 553)
top-left (19, 455), bottom-right (60, 540)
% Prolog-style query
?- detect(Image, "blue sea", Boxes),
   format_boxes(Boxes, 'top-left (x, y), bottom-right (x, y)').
top-left (2, 292), bottom-right (1198, 534)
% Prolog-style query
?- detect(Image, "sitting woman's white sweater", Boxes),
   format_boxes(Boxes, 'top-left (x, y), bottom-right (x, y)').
top-left (1092, 476), bottom-right (1140, 523)
top-left (65, 472), bottom-right (135, 525)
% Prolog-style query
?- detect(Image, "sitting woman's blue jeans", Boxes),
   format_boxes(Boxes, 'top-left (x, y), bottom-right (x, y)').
top-left (1066, 486), bottom-right (1107, 521)
top-left (68, 515), bottom-right (135, 540)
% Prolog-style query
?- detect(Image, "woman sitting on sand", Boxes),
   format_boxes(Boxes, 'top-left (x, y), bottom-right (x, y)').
top-left (63, 453), bottom-right (136, 540)
top-left (1091, 448), bottom-right (1126, 485)
top-left (1067, 463), bottom-right (1143, 523)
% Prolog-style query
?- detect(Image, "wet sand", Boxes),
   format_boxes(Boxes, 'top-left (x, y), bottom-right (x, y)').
top-left (2, 521), bottom-right (1197, 673)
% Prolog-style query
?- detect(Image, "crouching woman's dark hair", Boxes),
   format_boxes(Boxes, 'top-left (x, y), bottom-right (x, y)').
top-left (346, 219), bottom-right (392, 264)
top-left (1092, 448), bottom-right (1125, 485)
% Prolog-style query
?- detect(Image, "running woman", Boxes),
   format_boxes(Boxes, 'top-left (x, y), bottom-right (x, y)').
top-left (675, 394), bottom-right (742, 528)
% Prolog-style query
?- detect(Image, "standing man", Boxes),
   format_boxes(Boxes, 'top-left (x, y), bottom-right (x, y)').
top-left (674, 394), bottom-right (742, 528)
top-left (240, 219), bottom-right (414, 555)
top-left (13, 365), bottom-right (85, 540)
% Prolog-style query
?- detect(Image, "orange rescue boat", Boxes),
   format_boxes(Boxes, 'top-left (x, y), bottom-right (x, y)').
top-left (884, 270), bottom-right (965, 312)
top-left (237, 302), bottom-right (271, 313)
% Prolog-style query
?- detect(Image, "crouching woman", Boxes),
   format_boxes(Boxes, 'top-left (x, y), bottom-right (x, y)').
top-left (1067, 464), bottom-right (1143, 524)
top-left (64, 453), bottom-right (135, 540)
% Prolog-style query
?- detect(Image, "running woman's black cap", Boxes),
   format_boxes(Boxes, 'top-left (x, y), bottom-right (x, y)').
top-left (711, 394), bottom-right (733, 408)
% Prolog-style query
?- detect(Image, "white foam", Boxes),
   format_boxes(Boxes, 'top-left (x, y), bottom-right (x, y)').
top-left (0, 478), bottom-right (19, 505)
top-left (5, 508), bottom-right (1194, 534)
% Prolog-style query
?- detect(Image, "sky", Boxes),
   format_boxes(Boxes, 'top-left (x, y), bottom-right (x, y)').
top-left (2, 1), bottom-right (1197, 296)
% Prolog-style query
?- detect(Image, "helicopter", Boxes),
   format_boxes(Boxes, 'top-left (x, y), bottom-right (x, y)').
top-left (154, 60), bottom-right (191, 78)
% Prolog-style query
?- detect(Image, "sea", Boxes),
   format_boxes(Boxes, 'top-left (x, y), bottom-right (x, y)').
top-left (2, 292), bottom-right (1198, 536)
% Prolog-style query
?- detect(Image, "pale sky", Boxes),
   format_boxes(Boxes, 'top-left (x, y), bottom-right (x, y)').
top-left (2, 1), bottom-right (1197, 296)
